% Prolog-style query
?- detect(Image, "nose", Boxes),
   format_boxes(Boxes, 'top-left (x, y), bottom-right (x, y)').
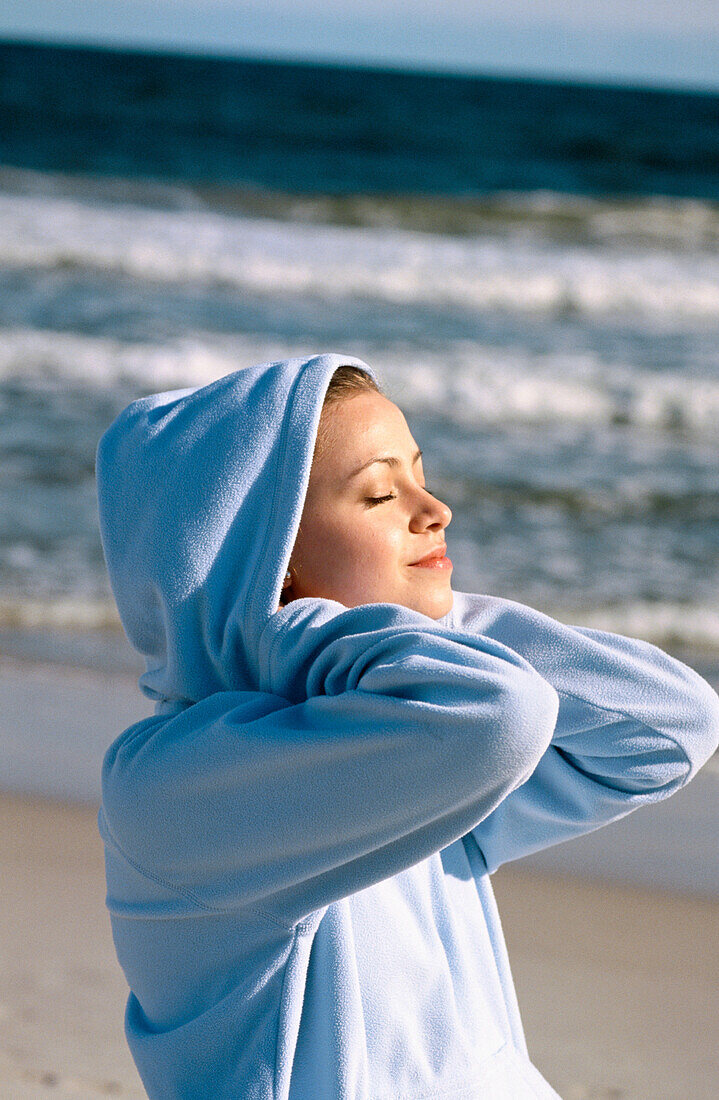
top-left (410, 488), bottom-right (452, 532)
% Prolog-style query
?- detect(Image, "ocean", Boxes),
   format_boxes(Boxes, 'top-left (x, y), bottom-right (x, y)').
top-left (1, 38), bottom-right (719, 668)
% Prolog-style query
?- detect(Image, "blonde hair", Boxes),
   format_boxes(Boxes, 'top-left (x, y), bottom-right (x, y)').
top-left (322, 363), bottom-right (382, 406)
top-left (312, 364), bottom-right (384, 463)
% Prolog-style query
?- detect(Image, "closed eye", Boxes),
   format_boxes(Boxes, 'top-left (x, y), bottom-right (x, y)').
top-left (365, 487), bottom-right (436, 507)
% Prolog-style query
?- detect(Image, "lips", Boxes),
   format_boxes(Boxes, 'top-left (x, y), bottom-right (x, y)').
top-left (409, 543), bottom-right (447, 565)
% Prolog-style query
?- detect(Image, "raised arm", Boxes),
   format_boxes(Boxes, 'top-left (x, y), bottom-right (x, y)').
top-left (100, 598), bottom-right (559, 929)
top-left (450, 591), bottom-right (719, 873)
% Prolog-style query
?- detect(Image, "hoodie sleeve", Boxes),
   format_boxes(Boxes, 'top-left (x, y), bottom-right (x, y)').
top-left (452, 592), bottom-right (719, 874)
top-left (100, 597), bottom-right (559, 929)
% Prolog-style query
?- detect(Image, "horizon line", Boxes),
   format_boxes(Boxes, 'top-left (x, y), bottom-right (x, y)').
top-left (3, 32), bottom-right (719, 98)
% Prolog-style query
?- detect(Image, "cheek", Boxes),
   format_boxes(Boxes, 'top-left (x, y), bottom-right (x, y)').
top-left (303, 515), bottom-right (401, 579)
top-left (294, 517), bottom-right (353, 577)
top-left (340, 524), bottom-right (406, 578)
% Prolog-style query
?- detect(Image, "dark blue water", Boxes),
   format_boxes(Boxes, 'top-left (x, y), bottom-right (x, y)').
top-left (1, 38), bottom-right (719, 203)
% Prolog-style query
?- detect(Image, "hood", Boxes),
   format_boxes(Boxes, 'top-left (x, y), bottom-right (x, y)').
top-left (95, 352), bottom-right (380, 710)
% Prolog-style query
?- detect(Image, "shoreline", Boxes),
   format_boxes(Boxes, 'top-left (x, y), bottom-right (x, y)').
top-left (4, 646), bottom-right (719, 897)
top-left (1, 623), bottom-right (718, 686)
top-left (2, 642), bottom-right (719, 895)
top-left (1, 789), bottom-right (717, 1098)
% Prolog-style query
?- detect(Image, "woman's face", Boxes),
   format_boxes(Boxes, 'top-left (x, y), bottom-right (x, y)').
top-left (282, 391), bottom-right (454, 620)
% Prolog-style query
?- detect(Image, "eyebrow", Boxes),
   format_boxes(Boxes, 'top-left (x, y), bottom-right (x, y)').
top-left (347, 448), bottom-right (423, 479)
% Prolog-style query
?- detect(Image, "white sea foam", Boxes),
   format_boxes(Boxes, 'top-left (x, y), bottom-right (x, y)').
top-left (564, 601), bottom-right (719, 653)
top-left (1, 191), bottom-right (719, 323)
top-left (2, 182), bottom-right (717, 659)
top-left (0, 596), bottom-right (121, 630)
top-left (4, 167), bottom-right (719, 250)
top-left (4, 325), bottom-right (719, 436)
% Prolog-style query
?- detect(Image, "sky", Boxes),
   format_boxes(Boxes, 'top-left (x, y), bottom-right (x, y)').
top-left (1, 0), bottom-right (718, 92)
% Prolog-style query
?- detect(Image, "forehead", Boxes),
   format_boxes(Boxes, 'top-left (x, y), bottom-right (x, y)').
top-left (313, 392), bottom-right (418, 478)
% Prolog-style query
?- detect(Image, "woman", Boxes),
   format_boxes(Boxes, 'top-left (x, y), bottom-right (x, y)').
top-left (95, 353), bottom-right (719, 1099)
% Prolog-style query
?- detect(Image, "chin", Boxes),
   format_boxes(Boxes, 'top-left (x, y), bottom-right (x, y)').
top-left (408, 586), bottom-right (454, 620)
top-left (327, 584), bottom-right (454, 619)
top-left (431, 588), bottom-right (454, 619)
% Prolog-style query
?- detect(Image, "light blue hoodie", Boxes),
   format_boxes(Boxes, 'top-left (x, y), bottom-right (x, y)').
top-left (95, 353), bottom-right (719, 1099)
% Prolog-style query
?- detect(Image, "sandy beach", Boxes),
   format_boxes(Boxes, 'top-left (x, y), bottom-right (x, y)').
top-left (2, 791), bottom-right (718, 1100)
top-left (2, 654), bottom-right (719, 1098)
top-left (0, 792), bottom-right (145, 1098)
